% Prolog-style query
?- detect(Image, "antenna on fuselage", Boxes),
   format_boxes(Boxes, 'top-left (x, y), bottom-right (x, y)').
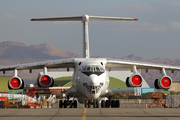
top-left (31, 15), bottom-right (138, 58)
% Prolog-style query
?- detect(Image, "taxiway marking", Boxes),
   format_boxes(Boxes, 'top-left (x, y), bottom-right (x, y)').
top-left (82, 107), bottom-right (87, 120)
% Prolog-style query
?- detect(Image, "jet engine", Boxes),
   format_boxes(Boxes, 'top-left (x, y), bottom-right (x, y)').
top-left (37, 74), bottom-right (54, 87)
top-left (154, 76), bottom-right (172, 89)
top-left (126, 74), bottom-right (143, 87)
top-left (8, 76), bottom-right (24, 90)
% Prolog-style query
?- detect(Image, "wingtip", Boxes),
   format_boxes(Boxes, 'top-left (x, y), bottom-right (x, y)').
top-left (134, 18), bottom-right (138, 21)
top-left (31, 19), bottom-right (35, 21)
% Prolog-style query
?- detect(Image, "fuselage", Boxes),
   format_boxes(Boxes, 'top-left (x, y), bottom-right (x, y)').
top-left (71, 58), bottom-right (110, 103)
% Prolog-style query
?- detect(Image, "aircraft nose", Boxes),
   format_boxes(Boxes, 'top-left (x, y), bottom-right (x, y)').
top-left (88, 75), bottom-right (100, 86)
top-left (86, 75), bottom-right (101, 99)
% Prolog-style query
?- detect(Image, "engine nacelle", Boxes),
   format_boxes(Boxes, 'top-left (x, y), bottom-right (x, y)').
top-left (37, 74), bottom-right (54, 87)
top-left (8, 76), bottom-right (24, 90)
top-left (154, 76), bottom-right (172, 89)
top-left (126, 74), bottom-right (143, 87)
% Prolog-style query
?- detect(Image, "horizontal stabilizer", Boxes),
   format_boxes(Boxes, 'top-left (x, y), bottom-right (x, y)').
top-left (31, 14), bottom-right (138, 58)
top-left (31, 15), bottom-right (138, 22)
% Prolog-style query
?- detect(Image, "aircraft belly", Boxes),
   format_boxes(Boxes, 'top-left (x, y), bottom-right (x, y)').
top-left (100, 88), bottom-right (113, 97)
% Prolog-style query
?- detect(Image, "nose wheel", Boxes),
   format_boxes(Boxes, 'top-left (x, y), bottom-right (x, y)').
top-left (84, 100), bottom-right (91, 108)
top-left (93, 100), bottom-right (99, 108)
top-left (84, 100), bottom-right (99, 108)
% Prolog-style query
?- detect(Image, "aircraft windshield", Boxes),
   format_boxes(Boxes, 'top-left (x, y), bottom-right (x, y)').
top-left (81, 65), bottom-right (104, 76)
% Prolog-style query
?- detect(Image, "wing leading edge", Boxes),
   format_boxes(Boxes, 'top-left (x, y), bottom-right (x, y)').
top-left (0, 58), bottom-right (76, 71)
top-left (31, 15), bottom-right (138, 22)
top-left (106, 58), bottom-right (180, 71)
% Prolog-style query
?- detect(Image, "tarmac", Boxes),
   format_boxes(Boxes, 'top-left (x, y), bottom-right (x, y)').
top-left (0, 108), bottom-right (180, 120)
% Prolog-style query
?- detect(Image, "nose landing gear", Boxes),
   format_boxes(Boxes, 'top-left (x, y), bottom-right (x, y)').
top-left (84, 98), bottom-right (120, 108)
top-left (84, 100), bottom-right (99, 108)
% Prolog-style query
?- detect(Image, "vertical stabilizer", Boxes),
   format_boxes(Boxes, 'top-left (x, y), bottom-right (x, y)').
top-left (31, 15), bottom-right (138, 58)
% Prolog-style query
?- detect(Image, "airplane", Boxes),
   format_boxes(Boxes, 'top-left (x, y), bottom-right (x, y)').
top-left (0, 15), bottom-right (180, 108)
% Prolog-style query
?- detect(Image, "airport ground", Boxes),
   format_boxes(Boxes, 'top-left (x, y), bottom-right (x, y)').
top-left (0, 107), bottom-right (180, 120)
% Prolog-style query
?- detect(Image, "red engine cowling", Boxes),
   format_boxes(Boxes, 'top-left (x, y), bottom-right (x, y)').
top-left (126, 74), bottom-right (143, 87)
top-left (37, 74), bottom-right (54, 87)
top-left (8, 76), bottom-right (24, 90)
top-left (154, 76), bottom-right (172, 89)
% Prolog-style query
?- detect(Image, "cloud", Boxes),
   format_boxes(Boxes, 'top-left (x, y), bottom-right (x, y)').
top-left (170, 21), bottom-right (180, 29)
top-left (112, 22), bottom-right (168, 32)
top-left (116, 21), bottom-right (180, 32)
top-left (5, 14), bottom-right (18, 19)
top-left (135, 23), bottom-right (168, 32)
top-left (148, 24), bottom-right (168, 32)
top-left (165, 1), bottom-right (180, 6)
top-left (114, 4), bottom-right (154, 12)
top-left (130, 4), bottom-right (154, 11)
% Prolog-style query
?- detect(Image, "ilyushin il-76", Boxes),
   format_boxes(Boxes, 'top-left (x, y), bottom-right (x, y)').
top-left (0, 15), bottom-right (180, 108)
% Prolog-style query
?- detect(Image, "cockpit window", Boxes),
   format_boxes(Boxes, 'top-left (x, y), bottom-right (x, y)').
top-left (81, 66), bottom-right (104, 72)
top-left (81, 65), bottom-right (104, 76)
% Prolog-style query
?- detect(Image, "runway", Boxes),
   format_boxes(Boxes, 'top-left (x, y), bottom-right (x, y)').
top-left (0, 108), bottom-right (180, 120)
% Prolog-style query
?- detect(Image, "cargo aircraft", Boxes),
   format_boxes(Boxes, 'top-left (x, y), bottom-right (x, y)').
top-left (0, 15), bottom-right (180, 108)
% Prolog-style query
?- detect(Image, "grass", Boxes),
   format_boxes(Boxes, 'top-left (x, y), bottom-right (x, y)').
top-left (109, 77), bottom-right (128, 88)
top-left (0, 76), bottom-right (12, 91)
top-left (64, 82), bottom-right (72, 87)
top-left (54, 76), bottom-right (72, 87)
top-left (54, 76), bottom-right (127, 88)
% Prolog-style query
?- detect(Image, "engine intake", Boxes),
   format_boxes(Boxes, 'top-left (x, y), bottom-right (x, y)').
top-left (8, 76), bottom-right (24, 90)
top-left (126, 74), bottom-right (142, 87)
top-left (37, 74), bottom-right (54, 87)
top-left (154, 76), bottom-right (172, 89)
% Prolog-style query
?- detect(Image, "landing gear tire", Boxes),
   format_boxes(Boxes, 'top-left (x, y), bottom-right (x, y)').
top-left (88, 100), bottom-right (91, 108)
top-left (105, 100), bottom-right (110, 108)
top-left (101, 100), bottom-right (105, 108)
top-left (93, 100), bottom-right (96, 108)
top-left (69, 100), bottom-right (73, 108)
top-left (84, 100), bottom-right (87, 108)
top-left (93, 100), bottom-right (99, 108)
top-left (111, 100), bottom-right (115, 108)
top-left (64, 100), bottom-right (67, 108)
top-left (59, 100), bottom-right (63, 108)
top-left (115, 100), bottom-right (120, 108)
top-left (96, 100), bottom-right (99, 108)
top-left (74, 100), bottom-right (77, 108)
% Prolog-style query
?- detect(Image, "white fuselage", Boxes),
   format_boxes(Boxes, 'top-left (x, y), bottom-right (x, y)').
top-left (69, 58), bottom-right (111, 103)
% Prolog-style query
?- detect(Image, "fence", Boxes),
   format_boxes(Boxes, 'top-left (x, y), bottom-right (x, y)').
top-left (119, 99), bottom-right (153, 104)
top-left (166, 95), bottom-right (180, 108)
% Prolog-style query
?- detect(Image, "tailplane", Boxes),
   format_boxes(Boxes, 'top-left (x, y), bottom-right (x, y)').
top-left (31, 15), bottom-right (138, 58)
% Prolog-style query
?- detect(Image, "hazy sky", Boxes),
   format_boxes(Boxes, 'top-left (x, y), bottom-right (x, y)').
top-left (0, 0), bottom-right (180, 59)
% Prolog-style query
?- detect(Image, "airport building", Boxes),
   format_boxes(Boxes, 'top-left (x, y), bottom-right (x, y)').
top-left (168, 81), bottom-right (180, 92)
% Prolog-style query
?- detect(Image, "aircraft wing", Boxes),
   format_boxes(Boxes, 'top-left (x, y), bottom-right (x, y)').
top-left (106, 58), bottom-right (180, 71)
top-left (0, 58), bottom-right (76, 71)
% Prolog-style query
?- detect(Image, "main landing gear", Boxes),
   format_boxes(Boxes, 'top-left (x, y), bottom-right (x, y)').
top-left (84, 97), bottom-right (120, 108)
top-left (59, 96), bottom-right (77, 108)
top-left (101, 100), bottom-right (120, 108)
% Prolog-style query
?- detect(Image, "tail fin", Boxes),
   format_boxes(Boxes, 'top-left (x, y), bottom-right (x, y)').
top-left (31, 15), bottom-right (138, 58)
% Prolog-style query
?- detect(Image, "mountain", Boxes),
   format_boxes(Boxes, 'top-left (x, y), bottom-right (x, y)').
top-left (120, 54), bottom-right (147, 61)
top-left (119, 54), bottom-right (180, 87)
top-left (0, 41), bottom-right (180, 87)
top-left (0, 41), bottom-right (82, 61)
